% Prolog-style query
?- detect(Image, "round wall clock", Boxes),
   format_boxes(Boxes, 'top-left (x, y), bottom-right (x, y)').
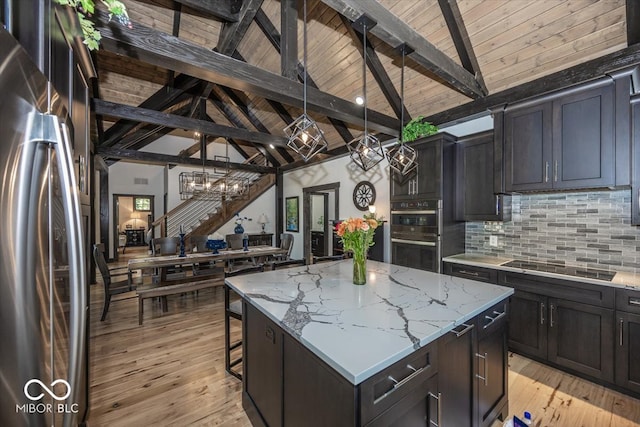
top-left (353, 181), bottom-right (376, 211)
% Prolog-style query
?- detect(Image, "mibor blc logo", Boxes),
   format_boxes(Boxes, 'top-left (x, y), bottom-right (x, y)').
top-left (15, 379), bottom-right (79, 415)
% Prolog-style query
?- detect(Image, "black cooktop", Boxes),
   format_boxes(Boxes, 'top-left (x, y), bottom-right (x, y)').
top-left (503, 260), bottom-right (616, 282)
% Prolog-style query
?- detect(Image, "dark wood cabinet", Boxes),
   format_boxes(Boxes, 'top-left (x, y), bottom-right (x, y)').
top-left (390, 133), bottom-right (457, 201)
top-left (504, 79), bottom-right (617, 192)
top-left (615, 289), bottom-right (640, 394)
top-left (456, 131), bottom-right (510, 221)
top-left (499, 271), bottom-right (615, 383)
top-left (125, 229), bottom-right (146, 247)
top-left (311, 231), bottom-right (326, 256)
top-left (439, 323), bottom-right (475, 427)
top-left (247, 233), bottom-right (273, 247)
top-left (631, 96), bottom-right (640, 225)
top-left (443, 262), bottom-right (499, 284)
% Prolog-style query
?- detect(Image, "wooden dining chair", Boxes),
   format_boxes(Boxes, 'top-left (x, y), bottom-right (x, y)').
top-left (189, 235), bottom-right (223, 277)
top-left (93, 244), bottom-right (136, 321)
top-left (224, 264), bottom-right (265, 380)
top-left (151, 237), bottom-right (185, 281)
top-left (313, 254), bottom-right (345, 263)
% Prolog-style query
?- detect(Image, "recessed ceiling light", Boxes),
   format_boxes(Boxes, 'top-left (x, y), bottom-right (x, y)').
top-left (355, 96), bottom-right (364, 105)
top-left (269, 144), bottom-right (275, 149)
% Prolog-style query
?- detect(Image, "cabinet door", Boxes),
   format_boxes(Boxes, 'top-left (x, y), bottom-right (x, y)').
top-left (366, 374), bottom-right (439, 427)
top-left (504, 102), bottom-right (553, 192)
top-left (552, 84), bottom-right (615, 189)
top-left (547, 298), bottom-right (614, 382)
top-left (244, 303), bottom-right (283, 427)
top-left (477, 302), bottom-right (509, 427)
top-left (615, 311), bottom-right (640, 394)
top-left (508, 290), bottom-right (547, 360)
top-left (458, 132), bottom-right (508, 221)
top-left (415, 140), bottom-right (442, 199)
top-left (439, 324), bottom-right (475, 427)
top-left (390, 170), bottom-right (415, 200)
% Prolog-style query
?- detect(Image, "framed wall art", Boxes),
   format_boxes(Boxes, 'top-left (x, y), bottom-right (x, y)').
top-left (285, 196), bottom-right (299, 232)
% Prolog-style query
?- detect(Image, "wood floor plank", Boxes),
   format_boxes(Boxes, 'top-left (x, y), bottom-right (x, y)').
top-left (90, 248), bottom-right (639, 427)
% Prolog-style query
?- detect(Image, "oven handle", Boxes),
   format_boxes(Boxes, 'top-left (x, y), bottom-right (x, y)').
top-left (391, 238), bottom-right (437, 247)
top-left (391, 210), bottom-right (437, 215)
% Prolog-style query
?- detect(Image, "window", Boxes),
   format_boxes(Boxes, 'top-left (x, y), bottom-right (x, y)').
top-left (133, 196), bottom-right (151, 212)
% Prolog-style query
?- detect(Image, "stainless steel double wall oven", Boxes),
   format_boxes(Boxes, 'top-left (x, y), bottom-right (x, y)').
top-left (391, 200), bottom-right (442, 272)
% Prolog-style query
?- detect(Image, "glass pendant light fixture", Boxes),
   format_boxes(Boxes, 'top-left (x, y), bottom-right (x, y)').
top-left (347, 16), bottom-right (385, 172)
top-left (283, 0), bottom-right (328, 162)
top-left (386, 44), bottom-right (418, 176)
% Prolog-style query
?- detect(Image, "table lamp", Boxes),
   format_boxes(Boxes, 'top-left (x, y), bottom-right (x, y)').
top-left (258, 213), bottom-right (269, 233)
top-left (131, 212), bottom-right (140, 228)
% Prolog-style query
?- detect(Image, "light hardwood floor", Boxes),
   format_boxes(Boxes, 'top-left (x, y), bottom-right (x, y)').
top-left (88, 248), bottom-right (640, 427)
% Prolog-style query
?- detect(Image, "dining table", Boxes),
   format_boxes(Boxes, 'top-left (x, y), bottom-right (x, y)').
top-left (127, 245), bottom-right (288, 281)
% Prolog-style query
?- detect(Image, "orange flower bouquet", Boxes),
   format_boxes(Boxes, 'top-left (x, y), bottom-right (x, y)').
top-left (336, 214), bottom-right (380, 285)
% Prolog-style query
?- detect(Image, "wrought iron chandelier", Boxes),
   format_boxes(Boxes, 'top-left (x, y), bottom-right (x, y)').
top-left (179, 135), bottom-right (249, 200)
top-left (283, 0), bottom-right (328, 162)
top-left (347, 16), bottom-right (385, 172)
top-left (386, 44), bottom-right (418, 176)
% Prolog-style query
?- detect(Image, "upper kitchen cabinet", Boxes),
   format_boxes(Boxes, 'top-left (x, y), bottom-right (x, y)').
top-left (390, 132), bottom-right (457, 201)
top-left (456, 130), bottom-right (510, 221)
top-left (503, 77), bottom-right (626, 193)
top-left (631, 95), bottom-right (640, 225)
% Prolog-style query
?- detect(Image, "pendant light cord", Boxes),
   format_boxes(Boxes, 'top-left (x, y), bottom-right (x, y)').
top-left (400, 46), bottom-right (405, 143)
top-left (303, 0), bottom-right (308, 117)
top-left (363, 22), bottom-right (367, 138)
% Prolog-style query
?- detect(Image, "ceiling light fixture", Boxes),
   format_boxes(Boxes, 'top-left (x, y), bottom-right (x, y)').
top-left (283, 0), bottom-right (328, 162)
top-left (355, 96), bottom-right (364, 105)
top-left (386, 44), bottom-right (418, 176)
top-left (346, 16), bottom-right (385, 172)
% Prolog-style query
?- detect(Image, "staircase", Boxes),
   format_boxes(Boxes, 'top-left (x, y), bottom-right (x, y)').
top-left (153, 154), bottom-right (275, 238)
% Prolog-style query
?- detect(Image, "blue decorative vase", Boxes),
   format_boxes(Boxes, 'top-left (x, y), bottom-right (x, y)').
top-left (234, 224), bottom-right (244, 234)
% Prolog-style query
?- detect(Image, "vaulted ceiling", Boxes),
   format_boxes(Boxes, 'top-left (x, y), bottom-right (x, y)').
top-left (93, 0), bottom-right (638, 170)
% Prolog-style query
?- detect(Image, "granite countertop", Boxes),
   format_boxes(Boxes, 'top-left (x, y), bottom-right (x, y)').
top-left (443, 253), bottom-right (640, 289)
top-left (225, 260), bottom-right (513, 385)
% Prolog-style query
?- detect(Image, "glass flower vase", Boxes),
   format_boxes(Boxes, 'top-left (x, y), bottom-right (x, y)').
top-left (352, 250), bottom-right (367, 285)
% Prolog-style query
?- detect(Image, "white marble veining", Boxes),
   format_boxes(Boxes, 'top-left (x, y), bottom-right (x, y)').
top-left (225, 260), bottom-right (513, 385)
top-left (443, 253), bottom-right (640, 289)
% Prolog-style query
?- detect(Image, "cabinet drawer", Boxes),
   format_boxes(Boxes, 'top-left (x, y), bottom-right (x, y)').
top-left (477, 299), bottom-right (509, 341)
top-left (360, 341), bottom-right (438, 425)
top-left (498, 271), bottom-right (614, 308)
top-left (616, 288), bottom-right (640, 314)
top-left (444, 262), bottom-right (498, 284)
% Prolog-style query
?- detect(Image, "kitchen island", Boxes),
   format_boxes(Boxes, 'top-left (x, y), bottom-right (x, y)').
top-left (225, 260), bottom-right (514, 426)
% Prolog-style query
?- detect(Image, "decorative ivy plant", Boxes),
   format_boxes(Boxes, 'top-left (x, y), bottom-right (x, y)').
top-left (53, 0), bottom-right (130, 50)
top-left (401, 116), bottom-right (438, 143)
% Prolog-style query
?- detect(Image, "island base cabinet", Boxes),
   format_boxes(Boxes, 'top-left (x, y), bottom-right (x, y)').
top-left (615, 311), bottom-right (640, 394)
top-left (439, 324), bottom-right (475, 426)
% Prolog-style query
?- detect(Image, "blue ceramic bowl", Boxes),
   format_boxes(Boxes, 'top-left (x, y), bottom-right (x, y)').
top-left (206, 239), bottom-right (227, 254)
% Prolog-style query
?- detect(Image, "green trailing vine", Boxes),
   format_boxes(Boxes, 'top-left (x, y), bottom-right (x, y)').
top-left (401, 116), bottom-right (438, 143)
top-left (53, 0), bottom-right (130, 50)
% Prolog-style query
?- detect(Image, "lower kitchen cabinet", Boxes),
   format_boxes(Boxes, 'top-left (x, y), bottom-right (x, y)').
top-left (444, 262), bottom-right (499, 284)
top-left (615, 289), bottom-right (640, 394)
top-left (439, 323), bottom-right (475, 426)
top-left (500, 272), bottom-right (615, 383)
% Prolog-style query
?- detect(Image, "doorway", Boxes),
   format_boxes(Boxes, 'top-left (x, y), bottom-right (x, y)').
top-left (303, 183), bottom-right (339, 264)
top-left (112, 194), bottom-right (154, 261)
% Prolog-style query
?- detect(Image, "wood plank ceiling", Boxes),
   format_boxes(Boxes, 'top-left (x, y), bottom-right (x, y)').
top-left (93, 0), bottom-right (630, 169)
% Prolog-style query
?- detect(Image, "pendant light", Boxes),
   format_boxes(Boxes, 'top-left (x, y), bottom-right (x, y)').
top-left (283, 0), bottom-right (328, 162)
top-left (386, 44), bottom-right (418, 176)
top-left (346, 16), bottom-right (385, 172)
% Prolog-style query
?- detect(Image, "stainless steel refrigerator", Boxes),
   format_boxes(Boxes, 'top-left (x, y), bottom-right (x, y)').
top-left (0, 29), bottom-right (88, 426)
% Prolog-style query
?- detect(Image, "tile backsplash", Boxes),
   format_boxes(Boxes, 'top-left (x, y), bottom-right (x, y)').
top-left (465, 190), bottom-right (640, 273)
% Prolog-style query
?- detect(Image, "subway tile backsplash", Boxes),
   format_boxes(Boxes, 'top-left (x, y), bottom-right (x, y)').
top-left (465, 190), bottom-right (640, 273)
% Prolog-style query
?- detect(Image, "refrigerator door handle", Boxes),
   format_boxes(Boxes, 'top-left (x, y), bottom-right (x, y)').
top-left (52, 116), bottom-right (86, 427)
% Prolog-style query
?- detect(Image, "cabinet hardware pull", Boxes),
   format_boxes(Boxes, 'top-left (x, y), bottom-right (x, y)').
top-left (476, 352), bottom-right (488, 386)
top-left (451, 323), bottom-right (475, 337)
top-left (428, 392), bottom-right (441, 427)
top-left (540, 302), bottom-right (545, 325)
top-left (620, 318), bottom-right (624, 347)
top-left (391, 238), bottom-right (436, 247)
top-left (374, 365), bottom-right (425, 404)
top-left (459, 270), bottom-right (479, 277)
top-left (495, 195), bottom-right (500, 216)
top-left (545, 162), bottom-right (549, 182)
top-left (483, 310), bottom-right (507, 329)
top-left (550, 304), bottom-right (555, 327)
top-left (629, 299), bottom-right (640, 306)
top-left (390, 210), bottom-right (437, 215)
top-left (554, 160), bottom-right (558, 182)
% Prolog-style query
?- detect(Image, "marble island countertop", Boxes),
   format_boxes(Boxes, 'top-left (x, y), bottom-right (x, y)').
top-left (443, 253), bottom-right (640, 289)
top-left (225, 260), bottom-right (513, 385)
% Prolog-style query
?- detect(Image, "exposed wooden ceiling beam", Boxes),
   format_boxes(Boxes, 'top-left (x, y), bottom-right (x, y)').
top-left (280, 0), bottom-right (297, 79)
top-left (97, 146), bottom-right (275, 173)
top-left (424, 43), bottom-right (640, 126)
top-left (93, 99), bottom-right (289, 147)
top-left (173, 0), bottom-right (241, 22)
top-left (167, 2), bottom-right (182, 87)
top-left (179, 115), bottom-right (252, 159)
top-left (437, 0), bottom-right (487, 95)
top-left (339, 14), bottom-right (409, 121)
top-left (94, 12), bottom-right (399, 136)
top-left (217, 0), bottom-right (263, 55)
top-left (319, 0), bottom-right (485, 98)
top-left (627, 0), bottom-right (640, 46)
